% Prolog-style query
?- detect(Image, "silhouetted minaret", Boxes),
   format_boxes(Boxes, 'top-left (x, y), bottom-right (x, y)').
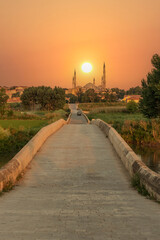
top-left (72, 70), bottom-right (76, 89)
top-left (101, 63), bottom-right (106, 89)
top-left (93, 78), bottom-right (95, 86)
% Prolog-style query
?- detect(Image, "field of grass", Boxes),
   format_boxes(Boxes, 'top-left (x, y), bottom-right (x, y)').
top-left (79, 102), bottom-right (126, 111)
top-left (0, 120), bottom-right (48, 130)
top-left (0, 107), bottom-right (70, 168)
top-left (87, 112), bottom-right (147, 125)
top-left (87, 111), bottom-right (160, 146)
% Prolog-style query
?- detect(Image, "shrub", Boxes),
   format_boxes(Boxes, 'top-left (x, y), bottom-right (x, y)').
top-left (0, 127), bottom-right (10, 139)
top-left (7, 110), bottom-right (14, 117)
top-left (9, 103), bottom-right (23, 111)
top-left (126, 101), bottom-right (138, 113)
top-left (131, 174), bottom-right (150, 197)
top-left (0, 128), bottom-right (39, 155)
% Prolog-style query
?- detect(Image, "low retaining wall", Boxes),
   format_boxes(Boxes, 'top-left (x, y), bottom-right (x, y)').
top-left (81, 111), bottom-right (90, 124)
top-left (77, 103), bottom-right (90, 123)
top-left (67, 112), bottom-right (72, 124)
top-left (92, 119), bottom-right (160, 201)
top-left (0, 119), bottom-right (66, 192)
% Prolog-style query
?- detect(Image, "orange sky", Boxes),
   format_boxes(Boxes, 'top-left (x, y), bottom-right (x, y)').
top-left (0, 0), bottom-right (160, 89)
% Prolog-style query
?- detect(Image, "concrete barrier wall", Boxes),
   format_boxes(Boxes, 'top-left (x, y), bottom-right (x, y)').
top-left (67, 112), bottom-right (72, 124)
top-left (0, 119), bottom-right (66, 192)
top-left (91, 119), bottom-right (160, 201)
top-left (81, 111), bottom-right (90, 124)
top-left (77, 104), bottom-right (90, 123)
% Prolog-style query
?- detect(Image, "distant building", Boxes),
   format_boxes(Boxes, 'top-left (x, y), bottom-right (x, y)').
top-left (66, 62), bottom-right (107, 96)
top-left (72, 70), bottom-right (77, 89)
top-left (7, 97), bottom-right (21, 103)
top-left (83, 82), bottom-right (99, 91)
top-left (1, 86), bottom-right (27, 99)
top-left (5, 89), bottom-right (17, 98)
top-left (101, 63), bottom-right (106, 89)
top-left (65, 88), bottom-right (77, 95)
top-left (122, 95), bottom-right (141, 103)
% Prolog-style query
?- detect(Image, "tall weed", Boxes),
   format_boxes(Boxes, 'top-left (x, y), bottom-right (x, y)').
top-left (0, 127), bottom-right (10, 139)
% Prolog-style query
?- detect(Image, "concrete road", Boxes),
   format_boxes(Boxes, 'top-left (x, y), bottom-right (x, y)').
top-left (0, 123), bottom-right (160, 239)
top-left (69, 104), bottom-right (87, 124)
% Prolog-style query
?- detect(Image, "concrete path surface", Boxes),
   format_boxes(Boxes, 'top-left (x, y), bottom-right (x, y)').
top-left (0, 110), bottom-right (160, 239)
top-left (69, 104), bottom-right (87, 124)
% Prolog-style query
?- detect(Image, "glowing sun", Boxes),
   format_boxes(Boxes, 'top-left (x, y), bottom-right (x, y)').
top-left (82, 62), bottom-right (92, 73)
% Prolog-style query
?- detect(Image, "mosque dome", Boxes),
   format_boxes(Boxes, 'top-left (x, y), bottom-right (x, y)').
top-left (83, 82), bottom-right (98, 90)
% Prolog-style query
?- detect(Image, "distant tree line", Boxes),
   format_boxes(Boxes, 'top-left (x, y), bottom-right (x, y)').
top-left (66, 52), bottom-right (160, 119)
top-left (66, 86), bottom-right (142, 104)
top-left (126, 86), bottom-right (142, 95)
top-left (0, 53), bottom-right (159, 118)
top-left (21, 86), bottom-right (65, 110)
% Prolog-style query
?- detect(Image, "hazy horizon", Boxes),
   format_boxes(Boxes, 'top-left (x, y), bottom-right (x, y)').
top-left (0, 0), bottom-right (160, 90)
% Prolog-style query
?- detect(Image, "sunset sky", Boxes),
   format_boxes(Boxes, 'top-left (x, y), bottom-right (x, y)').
top-left (0, 0), bottom-right (160, 89)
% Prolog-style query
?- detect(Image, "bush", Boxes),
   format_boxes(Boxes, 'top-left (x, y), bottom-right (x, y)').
top-left (0, 127), bottom-right (10, 140)
top-left (9, 103), bottom-right (22, 111)
top-left (131, 174), bottom-right (150, 197)
top-left (7, 110), bottom-right (14, 117)
top-left (0, 128), bottom-right (39, 155)
top-left (126, 101), bottom-right (138, 113)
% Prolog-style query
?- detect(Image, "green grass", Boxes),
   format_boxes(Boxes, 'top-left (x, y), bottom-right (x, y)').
top-left (0, 109), bottom-right (69, 130)
top-left (0, 120), bottom-right (48, 130)
top-left (0, 107), bottom-right (70, 169)
top-left (87, 112), bottom-right (147, 124)
top-left (79, 102), bottom-right (126, 111)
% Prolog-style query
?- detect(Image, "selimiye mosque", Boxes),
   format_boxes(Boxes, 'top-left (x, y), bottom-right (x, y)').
top-left (66, 63), bottom-right (106, 95)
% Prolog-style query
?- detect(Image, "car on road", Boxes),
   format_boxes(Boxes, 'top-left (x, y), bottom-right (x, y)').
top-left (77, 110), bottom-right (82, 116)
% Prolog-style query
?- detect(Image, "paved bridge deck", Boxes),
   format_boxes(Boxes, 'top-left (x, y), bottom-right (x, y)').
top-left (0, 105), bottom-right (160, 239)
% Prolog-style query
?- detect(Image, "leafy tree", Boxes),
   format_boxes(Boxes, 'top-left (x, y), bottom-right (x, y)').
top-left (20, 87), bottom-right (38, 110)
top-left (37, 86), bottom-right (53, 110)
top-left (0, 89), bottom-right (9, 116)
top-left (109, 93), bottom-right (117, 102)
top-left (104, 89), bottom-right (110, 102)
top-left (126, 86), bottom-right (142, 95)
top-left (104, 89), bottom-right (117, 102)
top-left (12, 92), bottom-right (20, 98)
top-left (77, 88), bottom-right (84, 103)
top-left (52, 87), bottom-right (65, 109)
top-left (21, 86), bottom-right (65, 110)
top-left (139, 54), bottom-right (160, 118)
top-left (66, 94), bottom-right (78, 103)
top-left (82, 89), bottom-right (99, 102)
top-left (111, 88), bottom-right (125, 99)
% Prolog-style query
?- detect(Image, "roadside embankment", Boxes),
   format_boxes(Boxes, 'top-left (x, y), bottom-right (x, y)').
top-left (92, 119), bottom-right (160, 201)
top-left (0, 119), bottom-right (66, 192)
